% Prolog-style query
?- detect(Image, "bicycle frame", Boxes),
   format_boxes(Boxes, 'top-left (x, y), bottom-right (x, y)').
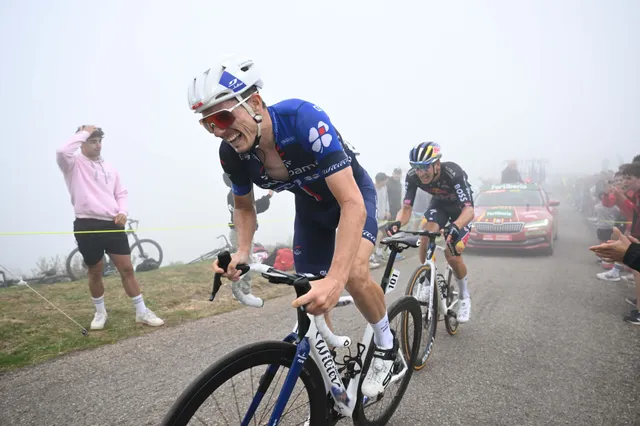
top-left (422, 240), bottom-right (457, 322)
top-left (239, 248), bottom-right (408, 424)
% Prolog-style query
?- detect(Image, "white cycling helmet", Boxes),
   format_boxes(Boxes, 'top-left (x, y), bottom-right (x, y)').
top-left (187, 55), bottom-right (264, 114)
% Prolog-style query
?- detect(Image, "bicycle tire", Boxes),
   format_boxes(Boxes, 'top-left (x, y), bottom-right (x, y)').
top-left (401, 264), bottom-right (437, 370)
top-left (161, 340), bottom-right (328, 426)
top-left (444, 267), bottom-right (459, 335)
top-left (130, 238), bottom-right (164, 267)
top-left (353, 295), bottom-right (422, 426)
top-left (65, 247), bottom-right (86, 281)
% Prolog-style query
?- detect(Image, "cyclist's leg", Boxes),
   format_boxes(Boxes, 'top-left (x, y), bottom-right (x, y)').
top-left (420, 201), bottom-right (449, 263)
top-left (443, 204), bottom-right (472, 322)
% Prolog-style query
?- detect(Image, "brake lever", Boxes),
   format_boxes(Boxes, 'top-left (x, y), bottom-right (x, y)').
top-left (210, 251), bottom-right (232, 301)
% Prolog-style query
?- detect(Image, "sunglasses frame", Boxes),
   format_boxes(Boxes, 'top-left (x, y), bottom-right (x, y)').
top-left (409, 161), bottom-right (436, 171)
top-left (199, 94), bottom-right (255, 133)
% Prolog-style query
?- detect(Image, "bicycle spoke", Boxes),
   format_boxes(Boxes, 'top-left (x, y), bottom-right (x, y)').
top-left (210, 393), bottom-right (231, 425)
top-left (257, 366), bottom-right (286, 425)
top-left (231, 376), bottom-right (242, 424)
top-left (250, 368), bottom-right (257, 426)
top-left (277, 388), bottom-right (307, 423)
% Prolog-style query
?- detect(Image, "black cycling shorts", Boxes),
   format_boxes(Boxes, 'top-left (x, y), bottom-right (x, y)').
top-left (73, 218), bottom-right (130, 266)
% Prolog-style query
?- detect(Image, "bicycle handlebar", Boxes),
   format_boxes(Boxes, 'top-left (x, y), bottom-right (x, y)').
top-left (210, 251), bottom-right (351, 348)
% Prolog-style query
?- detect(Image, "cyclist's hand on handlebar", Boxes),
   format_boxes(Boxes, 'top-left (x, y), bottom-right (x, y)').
top-left (114, 214), bottom-right (127, 226)
top-left (444, 223), bottom-right (460, 244)
top-left (385, 220), bottom-right (402, 237)
top-left (291, 276), bottom-right (343, 315)
top-left (213, 251), bottom-right (249, 281)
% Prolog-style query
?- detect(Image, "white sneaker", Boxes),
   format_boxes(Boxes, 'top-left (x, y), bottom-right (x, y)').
top-left (90, 311), bottom-right (107, 330)
top-left (597, 270), bottom-right (620, 282)
top-left (458, 298), bottom-right (471, 323)
top-left (361, 333), bottom-right (398, 398)
top-left (135, 309), bottom-right (165, 326)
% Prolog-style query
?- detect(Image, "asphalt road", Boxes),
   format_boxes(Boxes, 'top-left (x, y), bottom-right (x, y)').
top-left (1, 206), bottom-right (639, 425)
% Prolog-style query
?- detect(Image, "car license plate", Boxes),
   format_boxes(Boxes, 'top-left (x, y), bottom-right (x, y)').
top-left (482, 234), bottom-right (513, 241)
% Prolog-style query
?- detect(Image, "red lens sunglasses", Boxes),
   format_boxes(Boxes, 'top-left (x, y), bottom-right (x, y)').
top-left (199, 95), bottom-right (254, 133)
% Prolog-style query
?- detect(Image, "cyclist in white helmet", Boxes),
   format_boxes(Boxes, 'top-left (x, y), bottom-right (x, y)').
top-left (187, 55), bottom-right (398, 397)
top-left (387, 142), bottom-right (475, 323)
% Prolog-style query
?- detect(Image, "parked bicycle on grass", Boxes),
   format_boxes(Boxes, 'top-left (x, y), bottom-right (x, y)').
top-left (65, 218), bottom-right (163, 281)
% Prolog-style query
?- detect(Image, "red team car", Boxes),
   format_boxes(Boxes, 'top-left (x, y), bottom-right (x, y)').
top-left (467, 183), bottom-right (560, 255)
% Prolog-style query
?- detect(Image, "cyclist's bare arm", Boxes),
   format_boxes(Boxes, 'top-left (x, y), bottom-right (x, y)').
top-left (232, 191), bottom-right (258, 257)
top-left (325, 167), bottom-right (367, 283)
top-left (453, 206), bottom-right (474, 229)
top-left (396, 203), bottom-right (413, 227)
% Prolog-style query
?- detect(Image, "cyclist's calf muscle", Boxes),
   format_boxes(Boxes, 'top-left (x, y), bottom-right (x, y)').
top-left (345, 239), bottom-right (387, 324)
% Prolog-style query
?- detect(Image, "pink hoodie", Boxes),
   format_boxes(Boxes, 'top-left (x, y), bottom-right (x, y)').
top-left (56, 131), bottom-right (128, 221)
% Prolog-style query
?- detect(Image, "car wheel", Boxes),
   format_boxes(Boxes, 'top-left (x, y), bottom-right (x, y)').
top-left (545, 234), bottom-right (555, 256)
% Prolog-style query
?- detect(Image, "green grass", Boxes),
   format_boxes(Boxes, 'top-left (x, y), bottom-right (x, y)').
top-left (0, 262), bottom-right (291, 373)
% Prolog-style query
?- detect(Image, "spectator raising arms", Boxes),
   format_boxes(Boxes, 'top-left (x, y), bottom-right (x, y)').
top-left (56, 125), bottom-right (164, 330)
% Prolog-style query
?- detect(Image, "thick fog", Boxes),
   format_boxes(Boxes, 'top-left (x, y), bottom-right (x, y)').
top-left (1, 0), bottom-right (639, 274)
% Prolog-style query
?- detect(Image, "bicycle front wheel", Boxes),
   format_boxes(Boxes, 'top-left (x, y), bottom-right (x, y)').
top-left (130, 238), bottom-right (163, 269)
top-left (161, 341), bottom-right (327, 426)
top-left (402, 264), bottom-right (438, 370)
top-left (354, 295), bottom-right (422, 425)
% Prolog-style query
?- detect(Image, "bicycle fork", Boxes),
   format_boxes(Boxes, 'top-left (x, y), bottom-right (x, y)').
top-left (241, 334), bottom-right (311, 426)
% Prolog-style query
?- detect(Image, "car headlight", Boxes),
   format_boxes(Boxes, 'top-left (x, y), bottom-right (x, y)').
top-left (524, 219), bottom-right (549, 229)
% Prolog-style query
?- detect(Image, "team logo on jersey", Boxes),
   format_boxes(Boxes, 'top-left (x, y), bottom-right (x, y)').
top-left (308, 121), bottom-right (333, 153)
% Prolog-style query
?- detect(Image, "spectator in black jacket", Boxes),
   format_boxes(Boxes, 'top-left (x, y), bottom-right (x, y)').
top-left (501, 160), bottom-right (523, 184)
top-left (222, 172), bottom-right (273, 249)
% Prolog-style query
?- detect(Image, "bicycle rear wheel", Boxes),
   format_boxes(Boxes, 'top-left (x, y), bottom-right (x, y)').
top-left (161, 341), bottom-right (327, 426)
top-left (402, 264), bottom-right (438, 370)
top-left (353, 295), bottom-right (422, 426)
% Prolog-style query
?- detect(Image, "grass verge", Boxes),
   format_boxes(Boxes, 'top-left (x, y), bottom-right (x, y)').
top-left (0, 262), bottom-right (290, 373)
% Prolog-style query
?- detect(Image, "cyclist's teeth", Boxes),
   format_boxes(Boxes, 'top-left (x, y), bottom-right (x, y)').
top-left (229, 133), bottom-right (241, 142)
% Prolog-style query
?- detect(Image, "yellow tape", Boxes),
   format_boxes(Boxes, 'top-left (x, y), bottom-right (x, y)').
top-left (0, 218), bottom-right (295, 236)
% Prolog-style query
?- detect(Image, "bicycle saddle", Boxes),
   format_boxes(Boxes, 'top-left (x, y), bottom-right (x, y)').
top-left (380, 232), bottom-right (421, 248)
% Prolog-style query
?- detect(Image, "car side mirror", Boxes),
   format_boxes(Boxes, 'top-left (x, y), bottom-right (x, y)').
top-left (549, 200), bottom-right (560, 207)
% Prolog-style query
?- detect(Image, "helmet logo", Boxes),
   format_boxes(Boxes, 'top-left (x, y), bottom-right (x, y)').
top-left (219, 71), bottom-right (246, 93)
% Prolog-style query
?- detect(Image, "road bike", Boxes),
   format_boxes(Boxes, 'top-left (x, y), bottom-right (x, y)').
top-left (162, 233), bottom-right (424, 426)
top-left (398, 230), bottom-right (461, 370)
top-left (187, 235), bottom-right (235, 265)
top-left (65, 218), bottom-right (163, 281)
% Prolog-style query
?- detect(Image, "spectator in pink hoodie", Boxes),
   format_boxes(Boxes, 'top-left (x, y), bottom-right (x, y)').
top-left (56, 125), bottom-right (164, 330)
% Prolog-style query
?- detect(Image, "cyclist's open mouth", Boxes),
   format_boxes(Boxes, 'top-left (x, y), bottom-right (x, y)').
top-left (228, 132), bottom-right (243, 148)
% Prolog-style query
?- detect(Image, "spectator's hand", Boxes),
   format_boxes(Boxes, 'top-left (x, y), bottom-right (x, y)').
top-left (114, 213), bottom-right (127, 226)
top-left (588, 227), bottom-right (632, 263)
top-left (212, 251), bottom-right (249, 281)
top-left (78, 125), bottom-right (98, 135)
top-left (267, 190), bottom-right (274, 197)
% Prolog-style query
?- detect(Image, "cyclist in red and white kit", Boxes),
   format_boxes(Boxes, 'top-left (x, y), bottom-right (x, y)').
top-left (386, 142), bottom-right (475, 323)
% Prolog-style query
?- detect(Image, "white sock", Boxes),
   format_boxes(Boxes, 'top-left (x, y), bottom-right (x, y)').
top-left (457, 276), bottom-right (470, 299)
top-left (132, 295), bottom-right (147, 315)
top-left (371, 313), bottom-right (394, 349)
top-left (92, 295), bottom-right (106, 314)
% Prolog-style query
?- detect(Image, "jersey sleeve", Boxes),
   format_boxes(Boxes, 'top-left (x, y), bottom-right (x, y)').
top-left (403, 172), bottom-right (418, 207)
top-left (295, 102), bottom-right (350, 178)
top-left (444, 163), bottom-right (474, 209)
top-left (219, 142), bottom-right (252, 196)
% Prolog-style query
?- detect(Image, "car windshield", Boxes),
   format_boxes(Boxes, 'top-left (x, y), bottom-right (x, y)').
top-left (475, 189), bottom-right (544, 207)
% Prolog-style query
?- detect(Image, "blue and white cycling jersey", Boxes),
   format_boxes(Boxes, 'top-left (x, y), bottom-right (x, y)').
top-left (219, 98), bottom-right (372, 204)
top-left (219, 98), bottom-right (378, 276)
